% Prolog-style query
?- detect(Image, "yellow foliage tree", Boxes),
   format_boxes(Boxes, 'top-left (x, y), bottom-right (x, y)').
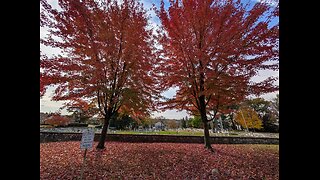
top-left (234, 107), bottom-right (263, 130)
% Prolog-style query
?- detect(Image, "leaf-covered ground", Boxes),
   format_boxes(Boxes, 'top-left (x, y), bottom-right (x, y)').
top-left (40, 142), bottom-right (279, 179)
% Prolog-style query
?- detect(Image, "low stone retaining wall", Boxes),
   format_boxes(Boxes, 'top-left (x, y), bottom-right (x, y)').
top-left (40, 132), bottom-right (279, 144)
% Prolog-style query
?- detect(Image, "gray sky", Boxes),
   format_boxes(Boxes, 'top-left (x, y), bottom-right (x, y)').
top-left (40, 0), bottom-right (278, 119)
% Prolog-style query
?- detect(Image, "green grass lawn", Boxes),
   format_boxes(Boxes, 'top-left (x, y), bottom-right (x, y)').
top-left (40, 126), bottom-right (278, 138)
top-left (112, 130), bottom-right (205, 136)
top-left (110, 130), bottom-right (244, 136)
top-left (109, 130), bottom-right (279, 138)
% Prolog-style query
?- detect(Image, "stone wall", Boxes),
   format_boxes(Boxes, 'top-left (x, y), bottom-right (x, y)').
top-left (40, 132), bottom-right (279, 144)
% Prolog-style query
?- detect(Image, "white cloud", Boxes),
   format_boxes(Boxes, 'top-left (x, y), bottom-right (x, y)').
top-left (161, 87), bottom-right (178, 98)
top-left (250, 67), bottom-right (279, 100)
top-left (251, 69), bottom-right (279, 85)
top-left (46, 0), bottom-right (62, 11)
top-left (40, 27), bottom-right (48, 39)
top-left (40, 44), bottom-right (63, 58)
top-left (254, 0), bottom-right (278, 6)
top-left (40, 86), bottom-right (70, 115)
top-left (152, 109), bottom-right (189, 119)
top-left (260, 91), bottom-right (278, 100)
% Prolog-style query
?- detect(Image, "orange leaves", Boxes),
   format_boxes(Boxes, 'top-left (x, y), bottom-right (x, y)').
top-left (235, 107), bottom-right (263, 129)
top-left (40, 142), bottom-right (279, 179)
top-left (65, 99), bottom-right (90, 111)
top-left (44, 114), bottom-right (71, 127)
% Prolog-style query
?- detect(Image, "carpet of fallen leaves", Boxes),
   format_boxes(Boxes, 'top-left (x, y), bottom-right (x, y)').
top-left (40, 142), bottom-right (279, 179)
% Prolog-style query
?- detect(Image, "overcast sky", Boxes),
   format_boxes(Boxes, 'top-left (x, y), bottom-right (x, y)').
top-left (40, 0), bottom-right (278, 119)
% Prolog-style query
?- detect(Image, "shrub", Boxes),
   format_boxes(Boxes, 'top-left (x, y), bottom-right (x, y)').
top-left (44, 114), bottom-right (71, 127)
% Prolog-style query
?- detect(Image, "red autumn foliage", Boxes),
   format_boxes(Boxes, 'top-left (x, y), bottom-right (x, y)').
top-left (40, 0), bottom-right (160, 149)
top-left (40, 142), bottom-right (279, 179)
top-left (155, 0), bottom-right (279, 149)
top-left (44, 114), bottom-right (70, 126)
top-left (64, 99), bottom-right (100, 120)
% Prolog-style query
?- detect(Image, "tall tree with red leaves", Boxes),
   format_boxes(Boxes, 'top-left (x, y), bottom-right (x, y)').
top-left (40, 0), bottom-right (160, 149)
top-left (156, 0), bottom-right (278, 150)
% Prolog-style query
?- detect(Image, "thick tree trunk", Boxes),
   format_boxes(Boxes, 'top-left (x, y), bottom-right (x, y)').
top-left (96, 115), bottom-right (110, 149)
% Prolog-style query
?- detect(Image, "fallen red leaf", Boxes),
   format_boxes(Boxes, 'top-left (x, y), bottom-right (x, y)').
top-left (40, 142), bottom-right (279, 179)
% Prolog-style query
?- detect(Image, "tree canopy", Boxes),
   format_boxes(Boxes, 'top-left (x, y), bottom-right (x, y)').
top-left (234, 107), bottom-right (263, 130)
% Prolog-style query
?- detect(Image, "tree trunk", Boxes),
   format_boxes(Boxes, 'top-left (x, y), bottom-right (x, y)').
top-left (96, 114), bottom-right (110, 149)
top-left (197, 59), bottom-right (213, 151)
top-left (199, 95), bottom-right (213, 151)
top-left (203, 119), bottom-right (212, 150)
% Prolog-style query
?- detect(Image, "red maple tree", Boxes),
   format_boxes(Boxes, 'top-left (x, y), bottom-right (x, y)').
top-left (156, 0), bottom-right (279, 150)
top-left (40, 0), bottom-right (160, 149)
